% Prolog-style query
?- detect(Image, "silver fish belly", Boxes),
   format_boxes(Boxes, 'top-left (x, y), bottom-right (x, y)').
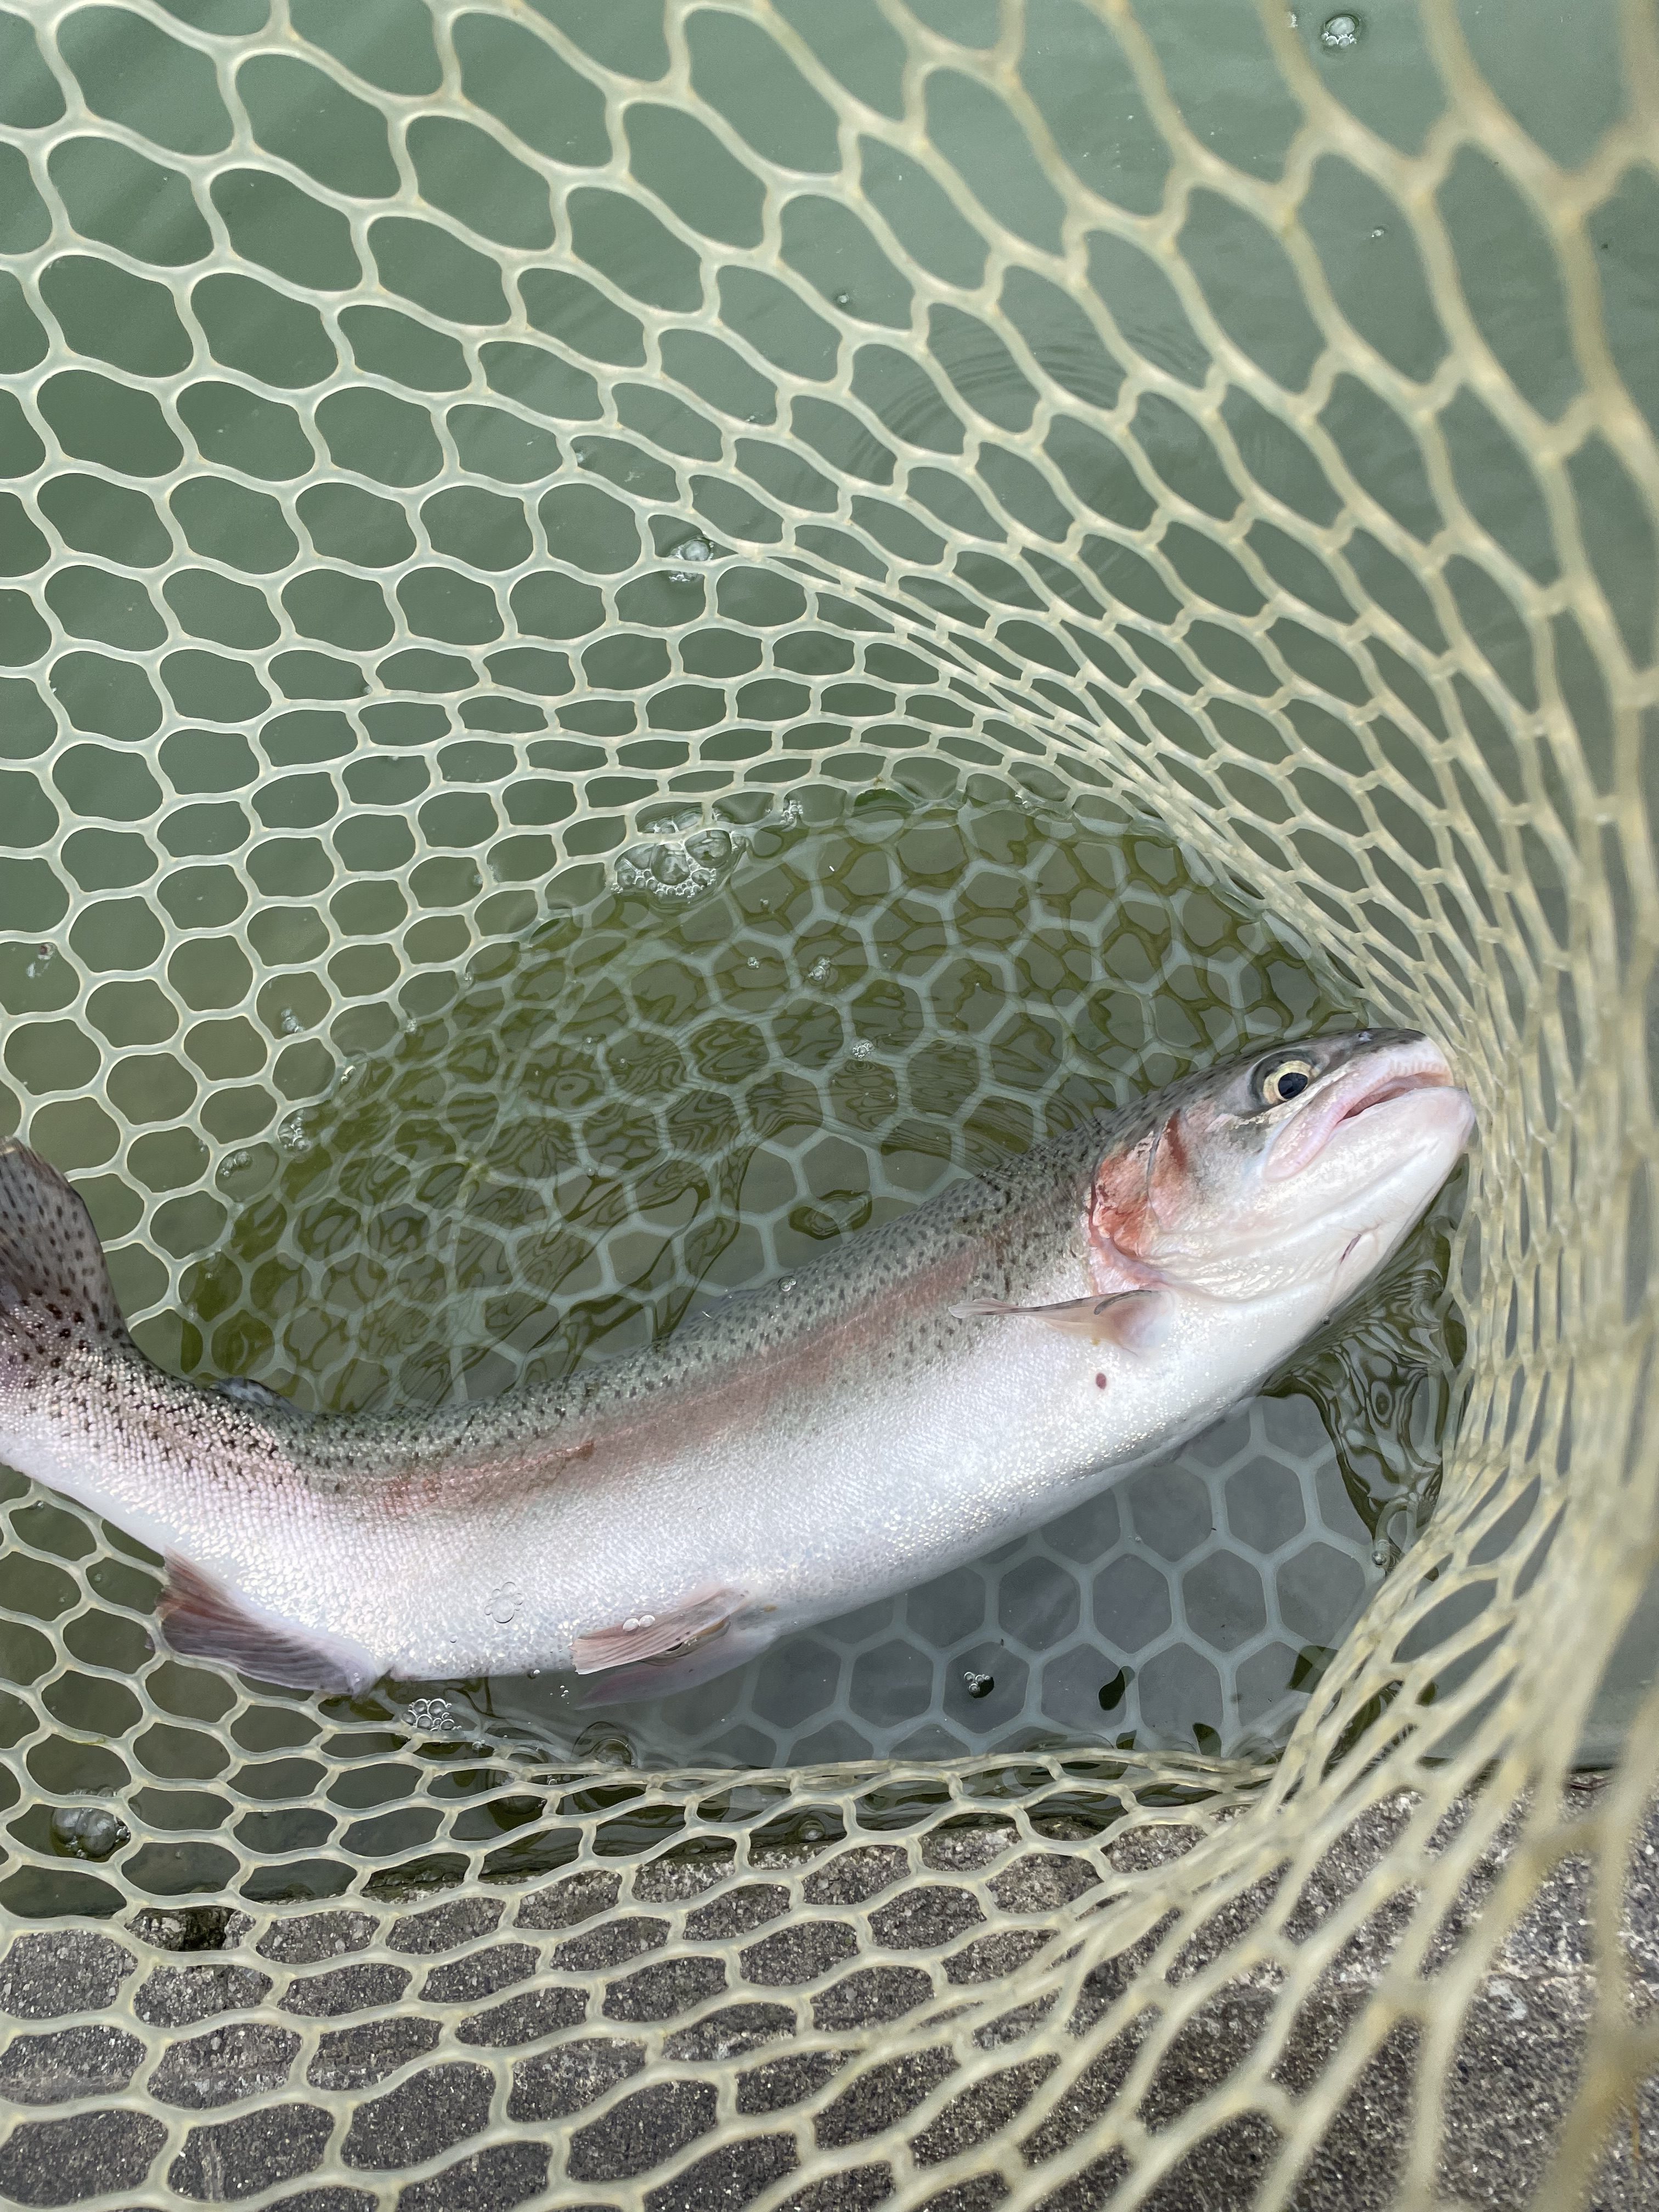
top-left (0, 1028), bottom-right (1474, 1694)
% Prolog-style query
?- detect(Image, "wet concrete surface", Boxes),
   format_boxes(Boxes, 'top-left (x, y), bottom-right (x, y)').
top-left (2, 1776), bottom-right (1657, 2209)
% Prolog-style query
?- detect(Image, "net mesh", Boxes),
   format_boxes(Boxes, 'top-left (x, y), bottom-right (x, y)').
top-left (0, 0), bottom-right (1655, 2202)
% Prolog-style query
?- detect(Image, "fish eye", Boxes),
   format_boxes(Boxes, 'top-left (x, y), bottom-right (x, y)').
top-left (1255, 1053), bottom-right (1319, 1107)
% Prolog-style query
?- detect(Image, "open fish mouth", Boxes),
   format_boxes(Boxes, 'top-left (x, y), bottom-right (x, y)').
top-left (1265, 1039), bottom-right (1464, 1182)
top-left (1335, 1065), bottom-right (1454, 1120)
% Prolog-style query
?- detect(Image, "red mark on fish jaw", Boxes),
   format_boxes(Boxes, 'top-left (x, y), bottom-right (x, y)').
top-left (1095, 1373), bottom-right (1107, 1390)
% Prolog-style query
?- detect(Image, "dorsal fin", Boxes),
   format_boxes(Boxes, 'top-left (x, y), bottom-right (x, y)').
top-left (0, 1138), bottom-right (125, 1365)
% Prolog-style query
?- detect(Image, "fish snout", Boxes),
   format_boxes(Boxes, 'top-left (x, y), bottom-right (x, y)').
top-left (1264, 1035), bottom-right (1468, 1183)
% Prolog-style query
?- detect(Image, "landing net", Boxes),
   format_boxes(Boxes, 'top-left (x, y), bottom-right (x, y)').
top-left (0, 1), bottom-right (1655, 2205)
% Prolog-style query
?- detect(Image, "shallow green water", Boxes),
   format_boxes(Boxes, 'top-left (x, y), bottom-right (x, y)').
top-left (183, 776), bottom-right (1355, 1415)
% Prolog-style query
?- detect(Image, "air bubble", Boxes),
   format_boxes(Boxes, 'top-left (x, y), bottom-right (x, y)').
top-left (614, 827), bottom-right (740, 912)
top-left (276, 1113), bottom-right (312, 1154)
top-left (490, 1582), bottom-right (521, 1625)
top-left (1319, 11), bottom-right (1361, 47)
top-left (675, 536), bottom-right (713, 565)
top-left (50, 1803), bottom-right (129, 1860)
top-left (965, 1671), bottom-right (995, 1700)
top-left (639, 803), bottom-right (702, 838)
top-left (404, 1695), bottom-right (460, 1735)
top-left (808, 958), bottom-right (835, 986)
top-left (574, 1721), bottom-right (634, 1767)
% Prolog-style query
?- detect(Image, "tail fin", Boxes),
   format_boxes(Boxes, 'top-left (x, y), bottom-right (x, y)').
top-left (0, 1138), bottom-right (126, 1367)
top-left (0, 1141), bottom-right (379, 1697)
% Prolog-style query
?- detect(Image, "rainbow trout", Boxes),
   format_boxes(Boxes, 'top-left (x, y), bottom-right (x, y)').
top-left (0, 1029), bottom-right (1472, 1696)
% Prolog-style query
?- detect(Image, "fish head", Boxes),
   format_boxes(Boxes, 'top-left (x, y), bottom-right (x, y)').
top-left (1087, 1028), bottom-right (1474, 1306)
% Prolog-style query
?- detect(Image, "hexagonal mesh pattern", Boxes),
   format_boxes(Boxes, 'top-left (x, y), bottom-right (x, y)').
top-left (0, 0), bottom-right (1655, 2205)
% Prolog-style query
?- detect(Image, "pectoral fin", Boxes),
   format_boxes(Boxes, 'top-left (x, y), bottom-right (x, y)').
top-left (577, 1616), bottom-right (774, 1706)
top-left (572, 1587), bottom-right (743, 1675)
top-left (951, 1289), bottom-right (1171, 1351)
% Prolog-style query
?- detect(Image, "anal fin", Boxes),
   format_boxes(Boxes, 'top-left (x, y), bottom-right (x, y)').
top-left (951, 1288), bottom-right (1171, 1350)
top-left (572, 1587), bottom-right (742, 1676)
top-left (162, 1558), bottom-right (374, 1693)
